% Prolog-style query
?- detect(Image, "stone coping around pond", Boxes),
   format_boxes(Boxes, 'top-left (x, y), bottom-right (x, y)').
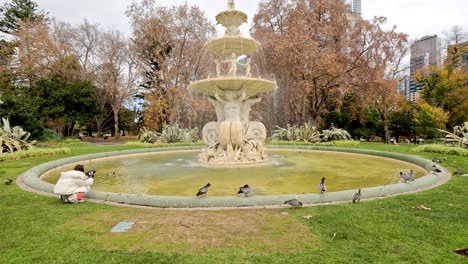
top-left (17, 145), bottom-right (451, 209)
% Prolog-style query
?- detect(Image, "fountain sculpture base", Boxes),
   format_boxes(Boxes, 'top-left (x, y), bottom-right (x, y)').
top-left (200, 121), bottom-right (268, 166)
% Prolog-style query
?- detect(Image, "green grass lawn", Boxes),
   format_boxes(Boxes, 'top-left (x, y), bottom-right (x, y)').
top-left (0, 143), bottom-right (467, 263)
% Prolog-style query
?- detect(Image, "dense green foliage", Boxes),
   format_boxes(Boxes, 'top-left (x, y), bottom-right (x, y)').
top-left (0, 147), bottom-right (70, 161)
top-left (0, 76), bottom-right (96, 138)
top-left (413, 144), bottom-right (468, 157)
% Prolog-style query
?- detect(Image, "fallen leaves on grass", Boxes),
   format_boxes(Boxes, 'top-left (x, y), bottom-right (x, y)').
top-left (414, 205), bottom-right (432, 211)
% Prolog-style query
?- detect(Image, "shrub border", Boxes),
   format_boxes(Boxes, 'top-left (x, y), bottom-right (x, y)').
top-left (17, 145), bottom-right (450, 208)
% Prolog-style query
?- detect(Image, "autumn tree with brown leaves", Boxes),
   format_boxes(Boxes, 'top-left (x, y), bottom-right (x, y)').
top-left (127, 0), bottom-right (216, 131)
top-left (96, 30), bottom-right (138, 139)
top-left (252, 0), bottom-right (408, 143)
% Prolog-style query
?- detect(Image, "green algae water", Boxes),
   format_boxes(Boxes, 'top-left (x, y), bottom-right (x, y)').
top-left (41, 150), bottom-right (425, 196)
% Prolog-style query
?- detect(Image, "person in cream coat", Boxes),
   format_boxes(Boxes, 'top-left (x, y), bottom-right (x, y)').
top-left (53, 164), bottom-right (94, 203)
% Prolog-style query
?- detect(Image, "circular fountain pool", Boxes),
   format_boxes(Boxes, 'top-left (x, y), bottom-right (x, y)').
top-left (40, 149), bottom-right (425, 196)
top-left (18, 146), bottom-right (449, 208)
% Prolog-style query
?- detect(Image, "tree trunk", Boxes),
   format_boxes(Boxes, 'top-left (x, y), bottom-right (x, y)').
top-left (114, 110), bottom-right (120, 139)
top-left (383, 115), bottom-right (390, 144)
top-left (95, 118), bottom-right (103, 138)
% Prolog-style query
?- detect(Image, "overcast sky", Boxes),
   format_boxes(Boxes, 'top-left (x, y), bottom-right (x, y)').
top-left (1, 0), bottom-right (467, 41)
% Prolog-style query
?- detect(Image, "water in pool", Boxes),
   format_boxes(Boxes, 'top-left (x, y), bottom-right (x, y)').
top-left (41, 150), bottom-right (425, 196)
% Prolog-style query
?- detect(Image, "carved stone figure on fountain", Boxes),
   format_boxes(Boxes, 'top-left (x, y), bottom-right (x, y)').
top-left (223, 53), bottom-right (238, 77)
top-left (214, 89), bottom-right (245, 150)
top-left (207, 96), bottom-right (224, 122)
top-left (240, 95), bottom-right (261, 122)
top-left (214, 58), bottom-right (222, 77)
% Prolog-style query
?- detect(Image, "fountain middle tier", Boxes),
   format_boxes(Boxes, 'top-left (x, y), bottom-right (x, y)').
top-left (188, 77), bottom-right (276, 98)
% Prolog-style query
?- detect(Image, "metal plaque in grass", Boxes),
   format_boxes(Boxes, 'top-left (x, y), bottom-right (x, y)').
top-left (111, 221), bottom-right (135, 233)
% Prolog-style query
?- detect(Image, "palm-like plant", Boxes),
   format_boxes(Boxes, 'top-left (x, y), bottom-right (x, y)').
top-left (0, 118), bottom-right (36, 153)
top-left (138, 127), bottom-right (158, 143)
top-left (438, 121), bottom-right (468, 148)
top-left (159, 124), bottom-right (199, 143)
top-left (271, 122), bottom-right (321, 143)
top-left (138, 124), bottom-right (199, 144)
top-left (321, 127), bottom-right (352, 142)
top-left (159, 124), bottom-right (183, 143)
top-left (272, 122), bottom-right (352, 143)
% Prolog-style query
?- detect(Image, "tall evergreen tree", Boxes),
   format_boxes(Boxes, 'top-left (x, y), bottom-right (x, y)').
top-left (0, 0), bottom-right (47, 34)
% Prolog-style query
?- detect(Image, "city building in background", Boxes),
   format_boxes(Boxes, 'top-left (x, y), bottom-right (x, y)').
top-left (343, 0), bottom-right (362, 25)
top-left (398, 76), bottom-right (411, 101)
top-left (409, 35), bottom-right (441, 102)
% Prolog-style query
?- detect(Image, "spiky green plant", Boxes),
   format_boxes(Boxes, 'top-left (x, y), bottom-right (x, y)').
top-left (438, 121), bottom-right (468, 148)
top-left (0, 118), bottom-right (36, 153)
top-left (138, 125), bottom-right (199, 144)
top-left (321, 127), bottom-right (352, 142)
top-left (272, 123), bottom-right (320, 143)
top-left (138, 127), bottom-right (158, 143)
top-left (159, 124), bottom-right (199, 143)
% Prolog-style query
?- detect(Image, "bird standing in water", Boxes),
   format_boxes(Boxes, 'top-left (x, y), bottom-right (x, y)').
top-left (196, 183), bottom-right (211, 197)
top-left (352, 189), bottom-right (361, 203)
top-left (400, 171), bottom-right (414, 182)
top-left (319, 177), bottom-right (326, 193)
top-left (431, 165), bottom-right (442, 173)
top-left (284, 198), bottom-right (303, 208)
top-left (238, 184), bottom-right (253, 197)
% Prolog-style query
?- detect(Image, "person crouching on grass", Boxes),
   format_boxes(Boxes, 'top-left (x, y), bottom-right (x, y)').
top-left (53, 164), bottom-right (95, 203)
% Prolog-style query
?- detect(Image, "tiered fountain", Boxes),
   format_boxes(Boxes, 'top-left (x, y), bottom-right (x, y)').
top-left (189, 0), bottom-right (276, 165)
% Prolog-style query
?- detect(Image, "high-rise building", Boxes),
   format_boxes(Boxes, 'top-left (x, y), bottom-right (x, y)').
top-left (409, 35), bottom-right (441, 101)
top-left (343, 0), bottom-right (362, 26)
top-left (398, 76), bottom-right (411, 101)
top-left (343, 0), bottom-right (362, 15)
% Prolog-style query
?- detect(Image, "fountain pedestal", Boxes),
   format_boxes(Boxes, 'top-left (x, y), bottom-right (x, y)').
top-left (188, 0), bottom-right (275, 165)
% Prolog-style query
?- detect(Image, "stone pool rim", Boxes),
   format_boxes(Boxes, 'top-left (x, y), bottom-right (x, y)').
top-left (17, 145), bottom-right (450, 209)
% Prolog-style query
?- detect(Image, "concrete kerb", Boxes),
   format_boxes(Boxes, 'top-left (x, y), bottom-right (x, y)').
top-left (17, 145), bottom-right (451, 209)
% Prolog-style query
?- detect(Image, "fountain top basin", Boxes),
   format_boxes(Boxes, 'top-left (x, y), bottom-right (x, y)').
top-left (215, 10), bottom-right (247, 28)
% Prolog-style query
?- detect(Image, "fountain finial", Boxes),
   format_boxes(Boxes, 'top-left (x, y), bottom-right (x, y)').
top-left (228, 0), bottom-right (235, 10)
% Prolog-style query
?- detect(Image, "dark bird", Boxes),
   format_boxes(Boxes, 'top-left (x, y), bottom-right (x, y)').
top-left (431, 165), bottom-right (442, 173)
top-left (196, 183), bottom-right (211, 197)
top-left (238, 184), bottom-right (253, 197)
top-left (4, 178), bottom-right (13, 185)
top-left (400, 171), bottom-right (414, 182)
top-left (284, 198), bottom-right (303, 208)
top-left (453, 169), bottom-right (467, 176)
top-left (352, 189), bottom-right (361, 203)
top-left (319, 177), bottom-right (326, 193)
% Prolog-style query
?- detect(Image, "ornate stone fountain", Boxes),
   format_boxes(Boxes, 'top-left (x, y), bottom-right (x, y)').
top-left (188, 0), bottom-right (276, 165)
